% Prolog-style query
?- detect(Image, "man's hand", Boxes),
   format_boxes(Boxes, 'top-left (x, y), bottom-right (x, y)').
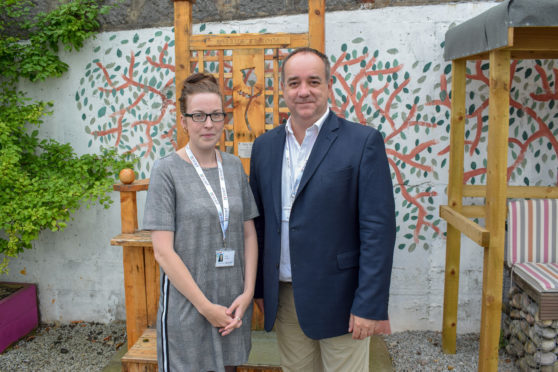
top-left (348, 314), bottom-right (378, 340)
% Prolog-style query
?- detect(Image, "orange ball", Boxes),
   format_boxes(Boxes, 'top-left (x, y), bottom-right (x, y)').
top-left (119, 168), bottom-right (135, 184)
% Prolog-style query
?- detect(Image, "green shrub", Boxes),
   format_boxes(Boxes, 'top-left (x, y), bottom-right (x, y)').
top-left (0, 0), bottom-right (133, 273)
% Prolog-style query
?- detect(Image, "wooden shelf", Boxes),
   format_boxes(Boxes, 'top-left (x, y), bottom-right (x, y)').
top-left (113, 179), bottom-right (150, 192)
top-left (111, 230), bottom-right (152, 247)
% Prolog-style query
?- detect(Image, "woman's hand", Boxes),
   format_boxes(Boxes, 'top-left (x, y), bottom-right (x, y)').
top-left (200, 303), bottom-right (234, 328)
top-left (219, 292), bottom-right (253, 336)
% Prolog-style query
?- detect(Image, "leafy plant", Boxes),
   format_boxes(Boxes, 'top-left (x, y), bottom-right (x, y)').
top-left (0, 0), bottom-right (133, 273)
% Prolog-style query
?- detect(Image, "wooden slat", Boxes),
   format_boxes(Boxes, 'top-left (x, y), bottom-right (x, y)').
top-left (111, 230), bottom-right (153, 247)
top-left (174, 0), bottom-right (194, 149)
top-left (190, 54), bottom-right (233, 62)
top-left (462, 185), bottom-right (558, 199)
top-left (219, 50), bottom-right (226, 152)
top-left (265, 107), bottom-right (289, 113)
top-left (121, 328), bottom-right (157, 366)
top-left (197, 49), bottom-right (205, 72)
top-left (439, 205), bottom-right (490, 247)
top-left (232, 48), bottom-right (266, 174)
top-left (461, 205), bottom-right (485, 218)
top-left (478, 49), bottom-right (511, 372)
top-left (144, 246), bottom-right (160, 328)
top-left (442, 59), bottom-right (467, 355)
top-left (273, 50), bottom-right (280, 127)
top-left (122, 246), bottom-right (149, 350)
top-left (120, 192), bottom-right (138, 234)
top-left (308, 0), bottom-right (325, 52)
top-left (190, 33), bottom-right (309, 50)
top-left (113, 179), bottom-right (150, 192)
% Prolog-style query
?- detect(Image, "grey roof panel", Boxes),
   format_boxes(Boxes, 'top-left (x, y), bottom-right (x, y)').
top-left (444, 0), bottom-right (558, 61)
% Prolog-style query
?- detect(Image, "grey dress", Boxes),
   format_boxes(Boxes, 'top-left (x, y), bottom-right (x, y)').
top-left (143, 151), bottom-right (258, 372)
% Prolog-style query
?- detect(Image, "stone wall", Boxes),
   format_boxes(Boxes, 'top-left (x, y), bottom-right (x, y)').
top-left (503, 286), bottom-right (558, 371)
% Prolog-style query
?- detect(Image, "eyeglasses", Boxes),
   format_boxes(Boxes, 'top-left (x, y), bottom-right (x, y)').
top-left (184, 112), bottom-right (226, 122)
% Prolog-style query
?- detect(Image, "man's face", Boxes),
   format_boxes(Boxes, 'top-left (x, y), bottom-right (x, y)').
top-left (282, 52), bottom-right (331, 128)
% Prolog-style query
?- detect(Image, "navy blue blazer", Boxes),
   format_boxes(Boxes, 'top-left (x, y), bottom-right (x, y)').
top-left (249, 111), bottom-right (396, 340)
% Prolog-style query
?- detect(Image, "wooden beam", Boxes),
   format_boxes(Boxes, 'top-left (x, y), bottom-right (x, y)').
top-left (189, 33), bottom-right (309, 50)
top-left (442, 59), bottom-right (466, 354)
top-left (174, 0), bottom-right (195, 148)
top-left (308, 0), bottom-right (325, 52)
top-left (453, 50), bottom-right (558, 61)
top-left (440, 206), bottom-right (490, 247)
top-left (479, 49), bottom-right (511, 372)
top-left (461, 205), bottom-right (486, 218)
top-left (509, 27), bottom-right (558, 52)
top-left (463, 185), bottom-right (558, 199)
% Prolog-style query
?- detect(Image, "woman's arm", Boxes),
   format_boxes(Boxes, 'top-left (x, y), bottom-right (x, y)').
top-left (152, 230), bottom-right (233, 328)
top-left (242, 219), bottom-right (258, 297)
top-left (222, 219), bottom-right (258, 335)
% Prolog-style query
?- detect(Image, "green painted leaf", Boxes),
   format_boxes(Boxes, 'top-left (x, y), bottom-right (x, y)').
top-left (423, 62), bottom-right (432, 73)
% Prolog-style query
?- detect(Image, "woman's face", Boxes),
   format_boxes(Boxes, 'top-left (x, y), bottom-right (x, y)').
top-left (181, 92), bottom-right (224, 154)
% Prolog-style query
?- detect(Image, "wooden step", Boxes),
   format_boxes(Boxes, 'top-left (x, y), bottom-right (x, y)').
top-left (121, 328), bottom-right (281, 372)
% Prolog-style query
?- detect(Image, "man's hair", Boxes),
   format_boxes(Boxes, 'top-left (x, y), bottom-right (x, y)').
top-left (281, 47), bottom-right (331, 83)
top-left (178, 72), bottom-right (222, 116)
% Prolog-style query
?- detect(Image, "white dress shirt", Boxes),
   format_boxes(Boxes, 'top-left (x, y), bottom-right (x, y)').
top-left (279, 109), bottom-right (329, 282)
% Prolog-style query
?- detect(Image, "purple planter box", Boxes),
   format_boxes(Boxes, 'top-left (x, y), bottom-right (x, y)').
top-left (0, 282), bottom-right (39, 353)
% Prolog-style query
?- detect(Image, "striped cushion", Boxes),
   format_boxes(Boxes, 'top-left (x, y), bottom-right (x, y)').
top-left (513, 262), bottom-right (558, 293)
top-left (506, 199), bottom-right (558, 267)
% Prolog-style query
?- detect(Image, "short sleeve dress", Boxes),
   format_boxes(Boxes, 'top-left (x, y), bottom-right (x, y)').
top-left (143, 151), bottom-right (259, 372)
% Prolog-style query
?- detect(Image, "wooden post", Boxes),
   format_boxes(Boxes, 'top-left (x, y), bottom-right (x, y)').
top-left (442, 59), bottom-right (466, 354)
top-left (308, 0), bottom-right (325, 52)
top-left (174, 0), bottom-right (195, 149)
top-left (118, 170), bottom-right (148, 350)
top-left (478, 49), bottom-right (510, 371)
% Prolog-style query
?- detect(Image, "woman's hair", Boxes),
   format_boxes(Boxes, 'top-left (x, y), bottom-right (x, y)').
top-left (178, 72), bottom-right (222, 116)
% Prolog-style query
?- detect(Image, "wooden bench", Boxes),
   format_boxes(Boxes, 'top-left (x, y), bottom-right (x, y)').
top-left (502, 198), bottom-right (558, 369)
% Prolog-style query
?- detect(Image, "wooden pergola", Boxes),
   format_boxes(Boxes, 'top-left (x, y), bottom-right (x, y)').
top-left (439, 1), bottom-right (558, 370)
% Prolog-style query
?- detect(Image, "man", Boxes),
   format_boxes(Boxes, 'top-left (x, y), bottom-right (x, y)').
top-left (249, 47), bottom-right (396, 371)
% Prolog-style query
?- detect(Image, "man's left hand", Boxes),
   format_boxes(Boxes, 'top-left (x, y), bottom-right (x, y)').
top-left (348, 314), bottom-right (378, 340)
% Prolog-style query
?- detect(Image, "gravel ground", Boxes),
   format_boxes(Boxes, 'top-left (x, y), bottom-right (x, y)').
top-left (0, 322), bottom-right (519, 371)
top-left (384, 330), bottom-right (519, 371)
top-left (0, 321), bottom-right (126, 372)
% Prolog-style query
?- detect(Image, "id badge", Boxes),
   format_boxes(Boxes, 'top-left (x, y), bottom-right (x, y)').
top-left (215, 249), bottom-right (235, 267)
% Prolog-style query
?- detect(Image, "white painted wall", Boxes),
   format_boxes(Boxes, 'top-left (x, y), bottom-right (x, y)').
top-left (3, 2), bottom-right (557, 334)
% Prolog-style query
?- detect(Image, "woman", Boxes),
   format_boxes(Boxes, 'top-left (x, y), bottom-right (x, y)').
top-left (143, 73), bottom-right (258, 372)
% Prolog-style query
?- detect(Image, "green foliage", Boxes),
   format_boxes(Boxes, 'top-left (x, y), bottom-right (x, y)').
top-left (0, 0), bottom-right (133, 273)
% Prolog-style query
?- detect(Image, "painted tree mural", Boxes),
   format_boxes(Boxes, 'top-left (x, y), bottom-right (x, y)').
top-left (77, 30), bottom-right (558, 253)
top-left (78, 31), bottom-right (178, 179)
